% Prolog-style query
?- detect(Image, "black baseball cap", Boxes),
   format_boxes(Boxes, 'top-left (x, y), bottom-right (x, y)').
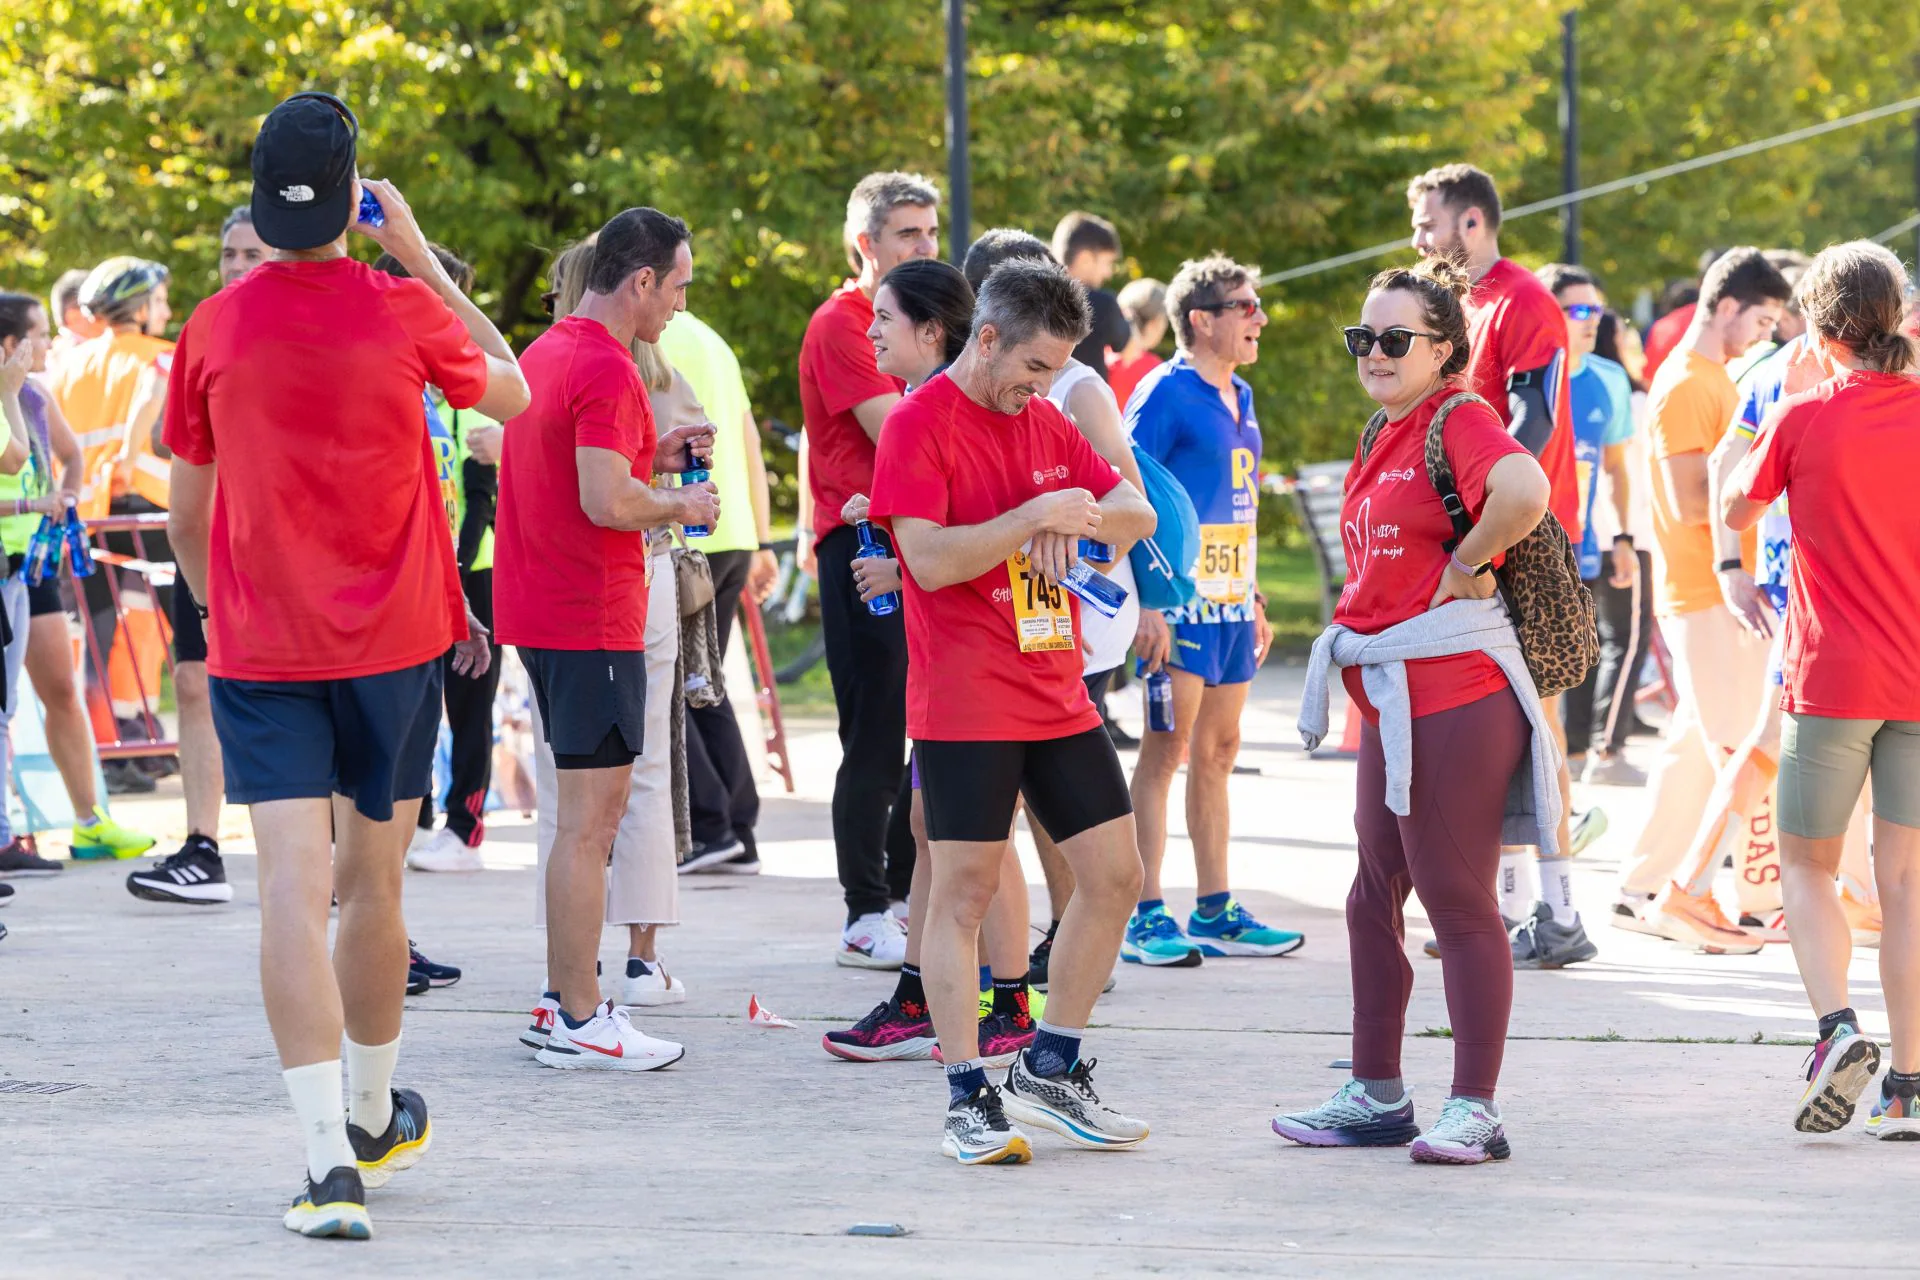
top-left (250, 92), bottom-right (359, 251)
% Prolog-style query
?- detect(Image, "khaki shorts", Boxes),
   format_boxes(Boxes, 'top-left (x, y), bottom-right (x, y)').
top-left (1779, 713), bottom-right (1920, 838)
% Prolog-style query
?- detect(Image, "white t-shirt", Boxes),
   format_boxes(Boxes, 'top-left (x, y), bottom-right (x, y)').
top-left (1046, 359), bottom-right (1139, 677)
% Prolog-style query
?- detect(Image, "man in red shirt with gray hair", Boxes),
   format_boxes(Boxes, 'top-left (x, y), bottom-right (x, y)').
top-left (799, 169), bottom-right (940, 970)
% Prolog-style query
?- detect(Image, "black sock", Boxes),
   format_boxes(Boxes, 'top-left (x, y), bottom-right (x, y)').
top-left (1817, 1007), bottom-right (1859, 1041)
top-left (992, 973), bottom-right (1032, 1027)
top-left (1889, 1069), bottom-right (1920, 1096)
top-left (894, 963), bottom-right (925, 1010)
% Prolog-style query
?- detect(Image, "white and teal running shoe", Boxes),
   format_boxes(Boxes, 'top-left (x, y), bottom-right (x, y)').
top-left (1187, 898), bottom-right (1305, 957)
top-left (1120, 905), bottom-right (1203, 967)
top-left (1409, 1096), bottom-right (1510, 1165)
top-left (1272, 1079), bottom-right (1419, 1147)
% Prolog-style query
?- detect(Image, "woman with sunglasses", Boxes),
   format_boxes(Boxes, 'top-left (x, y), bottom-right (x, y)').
top-left (1275, 257), bottom-right (1553, 1164)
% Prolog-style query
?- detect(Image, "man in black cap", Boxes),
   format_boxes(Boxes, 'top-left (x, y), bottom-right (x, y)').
top-left (163, 91), bottom-right (530, 1240)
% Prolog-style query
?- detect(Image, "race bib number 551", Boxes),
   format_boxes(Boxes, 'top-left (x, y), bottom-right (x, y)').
top-left (1006, 550), bottom-right (1074, 652)
top-left (1196, 522), bottom-right (1254, 605)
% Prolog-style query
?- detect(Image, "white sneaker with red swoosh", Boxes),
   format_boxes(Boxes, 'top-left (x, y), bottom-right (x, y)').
top-left (534, 1000), bottom-right (685, 1072)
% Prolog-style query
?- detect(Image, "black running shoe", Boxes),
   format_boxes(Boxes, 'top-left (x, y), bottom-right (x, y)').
top-left (283, 1165), bottom-right (371, 1239)
top-left (126, 837), bottom-right (231, 904)
top-left (0, 882), bottom-right (12, 907)
top-left (407, 942), bottom-right (461, 988)
top-left (0, 837), bottom-right (62, 878)
top-left (102, 759), bottom-right (157, 795)
top-left (406, 969), bottom-right (429, 996)
top-left (1028, 922), bottom-right (1058, 991)
top-left (347, 1087), bottom-right (432, 1188)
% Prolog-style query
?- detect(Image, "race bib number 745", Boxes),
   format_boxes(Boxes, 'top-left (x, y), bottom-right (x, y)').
top-left (1006, 550), bottom-right (1074, 652)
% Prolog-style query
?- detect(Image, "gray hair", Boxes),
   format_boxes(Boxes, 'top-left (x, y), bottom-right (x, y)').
top-left (220, 205), bottom-right (253, 240)
top-left (971, 258), bottom-right (1091, 351)
top-left (1166, 253), bottom-right (1259, 349)
top-left (845, 170), bottom-right (940, 255)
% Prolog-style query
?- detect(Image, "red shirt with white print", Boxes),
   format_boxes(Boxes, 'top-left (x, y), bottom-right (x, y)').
top-left (869, 373), bottom-right (1123, 742)
top-left (1334, 388), bottom-right (1530, 720)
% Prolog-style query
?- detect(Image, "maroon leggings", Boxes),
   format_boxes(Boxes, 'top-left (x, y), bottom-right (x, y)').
top-left (1348, 687), bottom-right (1528, 1099)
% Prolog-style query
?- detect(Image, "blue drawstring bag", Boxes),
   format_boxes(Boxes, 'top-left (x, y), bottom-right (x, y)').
top-left (1128, 445), bottom-right (1200, 611)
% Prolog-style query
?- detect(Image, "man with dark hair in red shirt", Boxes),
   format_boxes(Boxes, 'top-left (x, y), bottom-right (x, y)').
top-left (1407, 162), bottom-right (1596, 970)
top-left (165, 92), bottom-right (530, 1239)
top-left (872, 257), bottom-right (1158, 1164)
top-left (494, 207), bottom-right (718, 1073)
top-left (799, 169), bottom-right (940, 969)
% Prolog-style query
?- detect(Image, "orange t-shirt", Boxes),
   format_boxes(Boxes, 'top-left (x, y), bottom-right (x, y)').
top-left (48, 329), bottom-right (175, 517)
top-left (1644, 349), bottom-right (1754, 617)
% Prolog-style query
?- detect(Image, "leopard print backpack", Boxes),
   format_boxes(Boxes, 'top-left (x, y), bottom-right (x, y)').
top-left (1359, 392), bottom-right (1598, 697)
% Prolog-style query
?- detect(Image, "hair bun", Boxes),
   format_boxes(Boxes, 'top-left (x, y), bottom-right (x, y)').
top-left (1410, 253), bottom-right (1472, 301)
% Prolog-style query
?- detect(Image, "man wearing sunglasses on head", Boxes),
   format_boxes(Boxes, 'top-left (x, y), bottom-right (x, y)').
top-left (165, 91), bottom-right (531, 1240)
top-left (1126, 255), bottom-right (1304, 968)
top-left (1408, 164), bottom-right (1597, 969)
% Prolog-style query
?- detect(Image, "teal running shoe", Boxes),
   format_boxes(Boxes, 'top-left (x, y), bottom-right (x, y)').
top-left (1187, 898), bottom-right (1305, 958)
top-left (1120, 905), bottom-right (1203, 967)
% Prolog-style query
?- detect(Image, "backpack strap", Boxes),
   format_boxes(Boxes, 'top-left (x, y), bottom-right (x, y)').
top-left (1357, 408), bottom-right (1390, 464)
top-left (1422, 391), bottom-right (1490, 551)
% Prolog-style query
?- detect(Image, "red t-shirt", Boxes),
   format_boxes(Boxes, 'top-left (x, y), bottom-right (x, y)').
top-left (869, 374), bottom-right (1123, 742)
top-left (1744, 370), bottom-right (1920, 720)
top-left (1642, 302), bottom-right (1695, 383)
top-left (162, 258), bottom-right (485, 681)
top-left (799, 281), bottom-right (904, 545)
top-left (1334, 389), bottom-right (1530, 720)
top-left (494, 317), bottom-right (657, 651)
top-left (1106, 349), bottom-right (1163, 416)
top-left (1466, 258), bottom-right (1580, 540)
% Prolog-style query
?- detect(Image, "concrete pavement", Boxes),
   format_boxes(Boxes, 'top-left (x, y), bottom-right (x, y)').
top-left (3, 662), bottom-right (1913, 1277)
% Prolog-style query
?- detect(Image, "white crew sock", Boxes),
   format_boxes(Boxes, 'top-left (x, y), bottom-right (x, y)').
top-left (283, 1059), bottom-right (356, 1183)
top-left (1537, 857), bottom-right (1577, 926)
top-left (345, 1034), bottom-right (400, 1136)
top-left (1497, 851), bottom-right (1533, 922)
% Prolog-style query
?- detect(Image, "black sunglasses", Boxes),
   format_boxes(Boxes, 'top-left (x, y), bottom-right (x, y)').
top-left (1563, 303), bottom-right (1601, 321)
top-left (1343, 326), bottom-right (1441, 359)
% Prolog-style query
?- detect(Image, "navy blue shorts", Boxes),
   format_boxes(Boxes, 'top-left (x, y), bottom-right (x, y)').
top-left (209, 660), bottom-right (444, 822)
top-left (1168, 618), bottom-right (1260, 687)
top-left (520, 646), bottom-right (646, 770)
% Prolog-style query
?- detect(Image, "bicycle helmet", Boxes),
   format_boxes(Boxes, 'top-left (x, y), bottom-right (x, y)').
top-left (79, 257), bottom-right (170, 324)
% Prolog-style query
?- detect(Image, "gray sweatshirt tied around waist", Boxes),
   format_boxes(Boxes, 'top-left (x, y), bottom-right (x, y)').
top-left (1297, 595), bottom-right (1564, 855)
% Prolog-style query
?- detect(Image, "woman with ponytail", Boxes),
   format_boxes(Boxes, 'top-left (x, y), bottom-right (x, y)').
top-left (1723, 240), bottom-right (1920, 1140)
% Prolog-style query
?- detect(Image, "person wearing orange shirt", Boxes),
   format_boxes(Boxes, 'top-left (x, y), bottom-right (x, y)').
top-left (1612, 248), bottom-right (1791, 934)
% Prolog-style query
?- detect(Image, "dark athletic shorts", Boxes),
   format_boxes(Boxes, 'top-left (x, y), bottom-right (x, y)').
top-left (209, 659), bottom-right (443, 822)
top-left (171, 578), bottom-right (208, 663)
top-left (520, 646), bottom-right (647, 770)
top-left (910, 669), bottom-right (1116, 794)
top-left (917, 726), bottom-right (1132, 844)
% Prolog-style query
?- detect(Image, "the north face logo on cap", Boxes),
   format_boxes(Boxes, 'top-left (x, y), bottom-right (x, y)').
top-left (279, 185), bottom-right (316, 203)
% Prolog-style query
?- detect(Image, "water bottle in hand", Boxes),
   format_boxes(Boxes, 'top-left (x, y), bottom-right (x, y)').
top-left (1058, 557), bottom-right (1128, 619)
top-left (1141, 666), bottom-right (1174, 734)
top-left (681, 466), bottom-right (711, 537)
top-left (853, 520), bottom-right (900, 617)
top-left (357, 188), bottom-right (386, 228)
top-left (62, 506), bottom-right (94, 578)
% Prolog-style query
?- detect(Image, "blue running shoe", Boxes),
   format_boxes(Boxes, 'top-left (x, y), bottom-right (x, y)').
top-left (1121, 905), bottom-right (1203, 967)
top-left (1272, 1079), bottom-right (1419, 1147)
top-left (1188, 898), bottom-right (1304, 958)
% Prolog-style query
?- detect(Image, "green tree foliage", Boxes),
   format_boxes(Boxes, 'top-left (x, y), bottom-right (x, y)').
top-left (4, 1), bottom-right (1916, 513)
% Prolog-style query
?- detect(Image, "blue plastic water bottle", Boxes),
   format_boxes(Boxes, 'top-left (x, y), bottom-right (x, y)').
top-left (1059, 558), bottom-right (1128, 619)
top-left (62, 506), bottom-right (93, 578)
top-left (681, 466), bottom-right (711, 537)
top-left (1144, 670), bottom-right (1174, 733)
top-left (23, 515), bottom-right (58, 587)
top-left (357, 188), bottom-right (386, 228)
top-left (1078, 538), bottom-right (1113, 564)
top-left (853, 520), bottom-right (900, 617)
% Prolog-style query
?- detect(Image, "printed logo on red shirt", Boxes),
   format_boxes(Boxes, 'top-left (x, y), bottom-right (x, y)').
top-left (1032, 465), bottom-right (1070, 485)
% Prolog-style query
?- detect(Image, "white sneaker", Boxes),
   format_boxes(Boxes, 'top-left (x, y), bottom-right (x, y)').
top-left (520, 994), bottom-right (560, 1050)
top-left (836, 910), bottom-right (907, 969)
top-left (534, 1000), bottom-right (684, 1071)
top-left (1609, 893), bottom-right (1676, 939)
top-left (406, 827), bottom-right (483, 873)
top-left (619, 957), bottom-right (687, 1007)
